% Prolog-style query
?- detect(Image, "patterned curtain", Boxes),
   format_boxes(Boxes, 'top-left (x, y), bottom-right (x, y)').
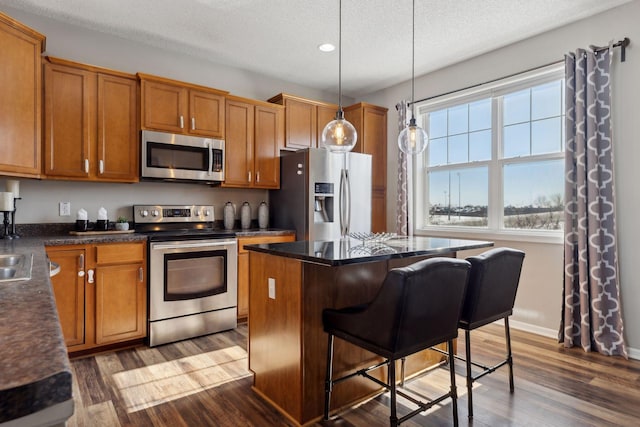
top-left (395, 100), bottom-right (409, 236)
top-left (561, 44), bottom-right (627, 357)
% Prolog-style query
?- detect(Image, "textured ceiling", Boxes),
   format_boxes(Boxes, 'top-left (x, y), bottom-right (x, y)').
top-left (0, 0), bottom-right (631, 97)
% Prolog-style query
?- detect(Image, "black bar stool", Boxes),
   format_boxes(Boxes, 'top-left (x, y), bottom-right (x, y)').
top-left (322, 257), bottom-right (471, 426)
top-left (460, 247), bottom-right (525, 417)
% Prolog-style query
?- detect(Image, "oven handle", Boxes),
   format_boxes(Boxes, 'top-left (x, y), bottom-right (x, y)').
top-left (151, 240), bottom-right (236, 251)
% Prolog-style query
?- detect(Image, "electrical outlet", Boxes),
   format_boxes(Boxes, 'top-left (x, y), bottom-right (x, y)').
top-left (59, 202), bottom-right (71, 216)
top-left (268, 278), bottom-right (276, 299)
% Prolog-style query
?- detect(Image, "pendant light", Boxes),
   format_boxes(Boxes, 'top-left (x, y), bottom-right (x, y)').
top-left (322, 0), bottom-right (357, 153)
top-left (398, 0), bottom-right (428, 155)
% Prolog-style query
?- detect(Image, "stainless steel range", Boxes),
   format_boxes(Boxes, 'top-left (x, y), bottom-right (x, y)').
top-left (134, 204), bottom-right (237, 347)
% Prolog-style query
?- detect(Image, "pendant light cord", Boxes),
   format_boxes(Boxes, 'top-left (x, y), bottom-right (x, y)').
top-left (410, 0), bottom-right (415, 121)
top-left (338, 0), bottom-right (343, 110)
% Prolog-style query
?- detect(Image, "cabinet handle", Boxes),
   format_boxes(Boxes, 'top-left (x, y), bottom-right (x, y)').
top-left (78, 254), bottom-right (85, 277)
top-left (191, 117), bottom-right (196, 130)
top-left (84, 159), bottom-right (89, 174)
top-left (87, 269), bottom-right (94, 284)
top-left (247, 171), bottom-right (252, 183)
top-left (256, 171), bottom-right (260, 183)
top-left (99, 159), bottom-right (104, 174)
top-left (179, 115), bottom-right (184, 129)
top-left (138, 267), bottom-right (143, 282)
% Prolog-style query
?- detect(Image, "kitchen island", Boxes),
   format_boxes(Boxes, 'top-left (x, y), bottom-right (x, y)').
top-left (246, 236), bottom-right (493, 425)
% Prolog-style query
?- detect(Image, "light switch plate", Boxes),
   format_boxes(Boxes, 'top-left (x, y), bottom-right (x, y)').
top-left (59, 202), bottom-right (71, 216)
top-left (268, 278), bottom-right (276, 299)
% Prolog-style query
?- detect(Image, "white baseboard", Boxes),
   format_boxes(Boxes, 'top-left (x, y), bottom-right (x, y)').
top-left (494, 319), bottom-right (640, 361)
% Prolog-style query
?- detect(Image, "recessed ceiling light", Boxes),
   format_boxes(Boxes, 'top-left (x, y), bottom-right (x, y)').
top-left (318, 43), bottom-right (335, 52)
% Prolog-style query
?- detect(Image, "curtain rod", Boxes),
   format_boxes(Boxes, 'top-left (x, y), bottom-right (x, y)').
top-left (407, 37), bottom-right (630, 108)
top-left (590, 37), bottom-right (630, 62)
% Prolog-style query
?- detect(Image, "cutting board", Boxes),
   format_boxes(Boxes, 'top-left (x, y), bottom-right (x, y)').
top-left (69, 230), bottom-right (136, 236)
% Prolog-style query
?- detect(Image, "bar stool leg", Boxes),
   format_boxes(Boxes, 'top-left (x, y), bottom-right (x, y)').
top-left (389, 359), bottom-right (398, 427)
top-left (324, 334), bottom-right (335, 420)
top-left (448, 339), bottom-right (459, 427)
top-left (505, 317), bottom-right (514, 392)
top-left (465, 329), bottom-right (473, 418)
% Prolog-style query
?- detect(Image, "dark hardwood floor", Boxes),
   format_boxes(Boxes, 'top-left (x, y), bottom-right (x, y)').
top-left (67, 323), bottom-right (640, 426)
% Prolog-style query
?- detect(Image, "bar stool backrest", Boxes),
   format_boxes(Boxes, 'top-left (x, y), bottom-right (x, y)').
top-left (461, 248), bottom-right (525, 329)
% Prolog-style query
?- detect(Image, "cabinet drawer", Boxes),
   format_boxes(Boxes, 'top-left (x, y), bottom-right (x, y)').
top-left (96, 242), bottom-right (145, 264)
top-left (238, 234), bottom-right (294, 254)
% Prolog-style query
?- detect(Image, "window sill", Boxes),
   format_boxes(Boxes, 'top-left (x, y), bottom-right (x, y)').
top-left (414, 227), bottom-right (563, 245)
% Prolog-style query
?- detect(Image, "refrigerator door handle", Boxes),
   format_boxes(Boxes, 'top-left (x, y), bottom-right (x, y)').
top-left (340, 168), bottom-right (350, 237)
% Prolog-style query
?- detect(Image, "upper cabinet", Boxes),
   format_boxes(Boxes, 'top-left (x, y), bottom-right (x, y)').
top-left (344, 103), bottom-right (389, 232)
top-left (268, 93), bottom-right (337, 150)
top-left (223, 95), bottom-right (284, 189)
top-left (0, 13), bottom-right (45, 178)
top-left (139, 73), bottom-right (228, 139)
top-left (44, 57), bottom-right (139, 182)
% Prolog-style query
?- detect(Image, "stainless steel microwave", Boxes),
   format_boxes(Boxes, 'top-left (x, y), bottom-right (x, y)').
top-left (141, 130), bottom-right (225, 183)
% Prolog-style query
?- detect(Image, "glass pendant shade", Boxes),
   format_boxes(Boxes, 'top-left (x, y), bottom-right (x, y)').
top-left (322, 110), bottom-right (357, 153)
top-left (398, 117), bottom-right (428, 155)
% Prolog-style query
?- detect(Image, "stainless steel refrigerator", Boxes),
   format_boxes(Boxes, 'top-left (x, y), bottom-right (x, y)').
top-left (269, 148), bottom-right (372, 241)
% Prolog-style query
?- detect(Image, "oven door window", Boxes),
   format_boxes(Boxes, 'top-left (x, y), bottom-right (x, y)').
top-left (147, 142), bottom-right (208, 172)
top-left (164, 250), bottom-right (226, 300)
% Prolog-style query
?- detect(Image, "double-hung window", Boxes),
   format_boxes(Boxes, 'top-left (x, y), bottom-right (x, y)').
top-left (414, 64), bottom-right (564, 241)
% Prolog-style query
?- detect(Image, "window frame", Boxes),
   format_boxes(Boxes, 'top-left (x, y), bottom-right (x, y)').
top-left (413, 63), bottom-right (565, 244)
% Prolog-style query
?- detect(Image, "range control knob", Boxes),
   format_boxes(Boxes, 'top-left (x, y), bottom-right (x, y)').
top-left (140, 209), bottom-right (149, 217)
top-left (204, 209), bottom-right (211, 217)
top-left (151, 209), bottom-right (160, 217)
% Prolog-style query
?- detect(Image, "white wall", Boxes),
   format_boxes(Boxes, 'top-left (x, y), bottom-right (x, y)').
top-left (361, 0), bottom-right (640, 355)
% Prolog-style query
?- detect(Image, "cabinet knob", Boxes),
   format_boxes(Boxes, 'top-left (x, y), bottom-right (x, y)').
top-left (248, 171), bottom-right (252, 183)
top-left (87, 269), bottom-right (94, 284)
top-left (191, 117), bottom-right (196, 130)
top-left (179, 115), bottom-right (184, 129)
top-left (138, 267), bottom-right (144, 282)
top-left (84, 159), bottom-right (89, 174)
top-left (99, 159), bottom-right (104, 174)
top-left (256, 171), bottom-right (260, 183)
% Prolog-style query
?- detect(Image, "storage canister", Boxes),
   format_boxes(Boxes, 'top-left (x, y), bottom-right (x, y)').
top-left (240, 202), bottom-right (251, 229)
top-left (223, 202), bottom-right (235, 230)
top-left (258, 201), bottom-right (269, 229)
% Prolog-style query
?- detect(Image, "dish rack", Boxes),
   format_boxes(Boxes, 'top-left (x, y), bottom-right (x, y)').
top-left (348, 232), bottom-right (397, 244)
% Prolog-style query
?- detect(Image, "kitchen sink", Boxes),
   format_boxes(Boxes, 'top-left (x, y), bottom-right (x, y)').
top-left (0, 253), bottom-right (33, 282)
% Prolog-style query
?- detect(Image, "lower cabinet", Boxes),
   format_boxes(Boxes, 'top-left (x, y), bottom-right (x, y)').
top-left (47, 241), bottom-right (146, 352)
top-left (237, 234), bottom-right (295, 320)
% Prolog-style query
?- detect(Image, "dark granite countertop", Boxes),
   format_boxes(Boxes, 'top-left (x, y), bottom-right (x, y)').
top-left (245, 236), bottom-right (494, 266)
top-left (0, 237), bottom-right (72, 422)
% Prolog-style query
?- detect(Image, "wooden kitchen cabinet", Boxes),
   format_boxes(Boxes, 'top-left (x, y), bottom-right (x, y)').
top-left (236, 234), bottom-right (295, 320)
top-left (47, 241), bottom-right (147, 353)
top-left (267, 93), bottom-right (337, 150)
top-left (43, 57), bottom-right (139, 182)
top-left (139, 73), bottom-right (228, 138)
top-left (223, 95), bottom-right (284, 189)
top-left (344, 102), bottom-right (389, 232)
top-left (0, 13), bottom-right (45, 178)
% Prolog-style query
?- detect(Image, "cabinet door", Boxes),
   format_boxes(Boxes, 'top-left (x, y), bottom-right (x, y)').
top-left (97, 74), bottom-right (139, 182)
top-left (141, 79), bottom-right (187, 133)
top-left (95, 262), bottom-right (146, 345)
top-left (372, 190), bottom-right (387, 232)
top-left (254, 105), bottom-right (282, 189)
top-left (44, 63), bottom-right (94, 178)
top-left (223, 99), bottom-right (253, 187)
top-left (362, 107), bottom-right (387, 192)
top-left (0, 15), bottom-right (43, 177)
top-left (284, 98), bottom-right (316, 150)
top-left (316, 104), bottom-right (337, 149)
top-left (48, 247), bottom-right (86, 347)
top-left (189, 89), bottom-right (225, 138)
top-left (237, 251), bottom-right (249, 318)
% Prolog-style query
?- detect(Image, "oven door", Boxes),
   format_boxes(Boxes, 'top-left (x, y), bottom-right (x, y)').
top-left (149, 238), bottom-right (237, 321)
top-left (141, 130), bottom-right (224, 182)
